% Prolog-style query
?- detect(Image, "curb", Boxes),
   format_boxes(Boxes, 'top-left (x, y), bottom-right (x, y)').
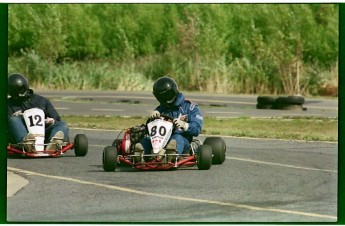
top-left (7, 171), bottom-right (29, 198)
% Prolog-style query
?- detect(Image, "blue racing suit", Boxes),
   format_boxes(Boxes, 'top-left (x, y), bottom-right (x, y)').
top-left (141, 93), bottom-right (203, 154)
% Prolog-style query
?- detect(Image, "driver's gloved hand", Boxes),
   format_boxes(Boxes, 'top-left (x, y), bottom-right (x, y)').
top-left (149, 110), bottom-right (160, 119)
top-left (173, 118), bottom-right (189, 131)
top-left (12, 110), bottom-right (23, 117)
top-left (45, 117), bottom-right (55, 125)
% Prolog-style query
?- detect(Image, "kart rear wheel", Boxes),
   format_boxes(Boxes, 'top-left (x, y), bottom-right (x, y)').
top-left (103, 146), bottom-right (118, 172)
top-left (74, 134), bottom-right (88, 156)
top-left (203, 137), bottom-right (226, 165)
top-left (197, 144), bottom-right (212, 170)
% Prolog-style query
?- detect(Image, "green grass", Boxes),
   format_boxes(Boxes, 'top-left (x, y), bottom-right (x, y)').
top-left (62, 115), bottom-right (338, 142)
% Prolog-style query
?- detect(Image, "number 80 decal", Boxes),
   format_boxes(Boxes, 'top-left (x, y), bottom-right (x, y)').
top-left (150, 125), bottom-right (167, 137)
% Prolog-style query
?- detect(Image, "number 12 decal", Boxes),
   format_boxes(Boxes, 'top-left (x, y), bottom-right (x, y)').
top-left (28, 115), bottom-right (43, 127)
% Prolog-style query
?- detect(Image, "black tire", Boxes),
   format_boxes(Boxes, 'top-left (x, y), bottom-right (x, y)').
top-left (257, 96), bottom-right (277, 104)
top-left (197, 144), bottom-right (212, 170)
top-left (276, 96), bottom-right (305, 105)
top-left (256, 103), bottom-right (275, 110)
top-left (276, 104), bottom-right (304, 111)
top-left (102, 146), bottom-right (118, 172)
top-left (74, 134), bottom-right (88, 156)
top-left (203, 137), bottom-right (226, 164)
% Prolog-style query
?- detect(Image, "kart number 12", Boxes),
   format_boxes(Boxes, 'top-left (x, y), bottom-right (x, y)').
top-left (28, 115), bottom-right (43, 127)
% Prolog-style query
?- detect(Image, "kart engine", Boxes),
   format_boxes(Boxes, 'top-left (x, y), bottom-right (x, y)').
top-left (129, 124), bottom-right (146, 150)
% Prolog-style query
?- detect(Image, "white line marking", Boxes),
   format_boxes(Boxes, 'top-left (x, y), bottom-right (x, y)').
top-left (227, 156), bottom-right (337, 173)
top-left (7, 167), bottom-right (337, 220)
top-left (55, 107), bottom-right (69, 110)
top-left (91, 108), bottom-right (124, 111)
top-left (89, 144), bottom-right (336, 173)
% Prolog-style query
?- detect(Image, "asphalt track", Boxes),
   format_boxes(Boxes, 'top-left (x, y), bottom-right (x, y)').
top-left (7, 91), bottom-right (338, 222)
top-left (39, 90), bottom-right (338, 118)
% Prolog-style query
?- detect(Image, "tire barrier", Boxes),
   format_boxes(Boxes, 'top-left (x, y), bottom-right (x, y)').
top-left (256, 95), bottom-right (307, 111)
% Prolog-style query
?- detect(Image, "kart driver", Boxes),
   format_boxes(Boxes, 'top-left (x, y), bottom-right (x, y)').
top-left (135, 76), bottom-right (203, 159)
top-left (7, 73), bottom-right (69, 152)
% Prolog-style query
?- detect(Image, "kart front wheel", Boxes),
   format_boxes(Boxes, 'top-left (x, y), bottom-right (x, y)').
top-left (74, 134), bottom-right (88, 157)
top-left (103, 146), bottom-right (118, 172)
top-left (204, 137), bottom-right (226, 165)
top-left (197, 144), bottom-right (212, 170)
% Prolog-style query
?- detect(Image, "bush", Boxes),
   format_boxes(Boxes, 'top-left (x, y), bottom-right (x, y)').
top-left (8, 4), bottom-right (338, 96)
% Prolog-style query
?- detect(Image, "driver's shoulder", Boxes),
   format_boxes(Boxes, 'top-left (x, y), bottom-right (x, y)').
top-left (31, 93), bottom-right (49, 102)
top-left (183, 99), bottom-right (199, 111)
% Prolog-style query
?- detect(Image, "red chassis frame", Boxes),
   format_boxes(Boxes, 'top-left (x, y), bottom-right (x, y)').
top-left (7, 143), bottom-right (74, 157)
top-left (118, 155), bottom-right (197, 170)
top-left (114, 128), bottom-right (199, 171)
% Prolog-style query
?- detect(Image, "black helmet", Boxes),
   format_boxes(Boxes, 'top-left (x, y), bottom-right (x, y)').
top-left (8, 73), bottom-right (29, 97)
top-left (153, 76), bottom-right (179, 106)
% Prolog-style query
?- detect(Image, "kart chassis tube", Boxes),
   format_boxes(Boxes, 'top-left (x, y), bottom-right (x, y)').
top-left (7, 143), bottom-right (74, 157)
top-left (118, 154), bottom-right (197, 170)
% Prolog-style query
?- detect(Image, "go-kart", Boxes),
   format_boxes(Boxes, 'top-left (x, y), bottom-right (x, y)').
top-left (7, 108), bottom-right (88, 157)
top-left (102, 115), bottom-right (226, 171)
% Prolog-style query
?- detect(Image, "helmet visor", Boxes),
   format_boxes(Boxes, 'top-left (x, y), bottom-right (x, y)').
top-left (9, 85), bottom-right (27, 97)
top-left (154, 89), bottom-right (176, 105)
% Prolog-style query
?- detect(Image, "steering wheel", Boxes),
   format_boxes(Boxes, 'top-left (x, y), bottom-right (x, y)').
top-left (146, 114), bottom-right (174, 124)
top-left (145, 114), bottom-right (175, 134)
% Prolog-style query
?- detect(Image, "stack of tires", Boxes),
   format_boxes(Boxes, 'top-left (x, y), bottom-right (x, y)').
top-left (256, 95), bottom-right (306, 111)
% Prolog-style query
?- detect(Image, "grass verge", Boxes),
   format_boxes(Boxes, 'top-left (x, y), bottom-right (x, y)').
top-left (62, 115), bottom-right (338, 142)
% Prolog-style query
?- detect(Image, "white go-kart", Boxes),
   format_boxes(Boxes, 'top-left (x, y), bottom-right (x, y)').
top-left (7, 108), bottom-right (88, 158)
top-left (102, 114), bottom-right (226, 171)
